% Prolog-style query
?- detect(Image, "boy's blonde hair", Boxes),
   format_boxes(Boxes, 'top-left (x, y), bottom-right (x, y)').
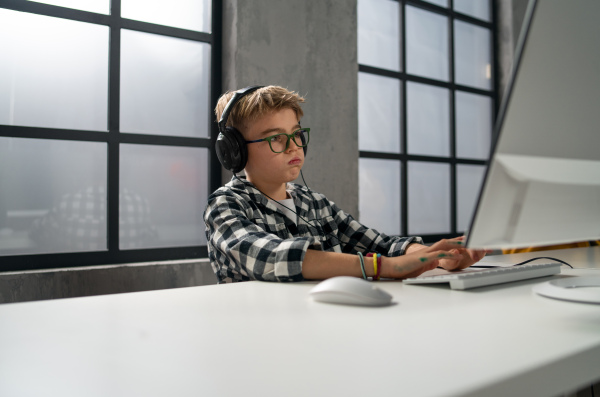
top-left (215, 86), bottom-right (305, 133)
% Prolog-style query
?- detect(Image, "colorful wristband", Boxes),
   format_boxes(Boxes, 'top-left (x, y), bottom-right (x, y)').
top-left (367, 253), bottom-right (382, 281)
top-left (357, 252), bottom-right (367, 280)
top-left (367, 253), bottom-right (381, 281)
top-left (372, 254), bottom-right (378, 280)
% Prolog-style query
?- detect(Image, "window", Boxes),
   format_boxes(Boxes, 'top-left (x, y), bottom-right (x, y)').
top-left (0, 0), bottom-right (220, 271)
top-left (358, 0), bottom-right (496, 242)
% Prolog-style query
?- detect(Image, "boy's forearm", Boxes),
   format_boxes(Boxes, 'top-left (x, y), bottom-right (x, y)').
top-left (302, 249), bottom-right (375, 280)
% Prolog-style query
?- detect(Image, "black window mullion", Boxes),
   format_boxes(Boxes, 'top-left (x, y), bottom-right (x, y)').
top-left (400, 0), bottom-right (408, 237)
top-left (0, 0), bottom-right (110, 24)
top-left (407, 0), bottom-right (493, 29)
top-left (358, 64), bottom-right (404, 80)
top-left (107, 0), bottom-right (122, 255)
top-left (120, 18), bottom-right (212, 43)
top-left (453, 11), bottom-right (493, 29)
top-left (210, 0), bottom-right (223, 193)
top-left (119, 133), bottom-right (212, 148)
top-left (359, 65), bottom-right (494, 99)
top-left (448, 0), bottom-right (457, 236)
top-left (490, 0), bottom-right (501, 140)
top-left (0, 246), bottom-right (208, 272)
top-left (0, 125), bottom-right (107, 142)
top-left (401, 78), bottom-right (408, 237)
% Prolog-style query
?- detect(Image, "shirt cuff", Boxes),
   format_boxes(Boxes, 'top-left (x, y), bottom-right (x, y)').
top-left (390, 236), bottom-right (424, 256)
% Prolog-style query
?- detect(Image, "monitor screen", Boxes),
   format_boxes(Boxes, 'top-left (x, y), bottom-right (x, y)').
top-left (466, 0), bottom-right (600, 249)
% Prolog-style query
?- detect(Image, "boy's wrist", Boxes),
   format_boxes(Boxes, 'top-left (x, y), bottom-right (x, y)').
top-left (405, 242), bottom-right (426, 254)
top-left (378, 255), bottom-right (392, 279)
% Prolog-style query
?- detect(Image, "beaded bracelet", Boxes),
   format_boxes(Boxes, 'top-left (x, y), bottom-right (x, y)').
top-left (357, 252), bottom-right (367, 280)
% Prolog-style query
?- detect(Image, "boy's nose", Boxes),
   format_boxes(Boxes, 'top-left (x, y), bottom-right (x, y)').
top-left (285, 141), bottom-right (300, 154)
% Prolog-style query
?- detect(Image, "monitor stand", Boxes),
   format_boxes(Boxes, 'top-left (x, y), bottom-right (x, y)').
top-left (533, 276), bottom-right (600, 304)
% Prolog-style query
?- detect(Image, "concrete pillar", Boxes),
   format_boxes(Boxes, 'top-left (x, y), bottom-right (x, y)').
top-left (496, 0), bottom-right (530, 101)
top-left (221, 0), bottom-right (359, 216)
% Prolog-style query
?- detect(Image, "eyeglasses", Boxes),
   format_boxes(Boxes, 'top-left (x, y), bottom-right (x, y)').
top-left (245, 128), bottom-right (310, 154)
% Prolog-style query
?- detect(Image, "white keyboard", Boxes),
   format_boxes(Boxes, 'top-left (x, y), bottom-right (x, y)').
top-left (403, 262), bottom-right (562, 290)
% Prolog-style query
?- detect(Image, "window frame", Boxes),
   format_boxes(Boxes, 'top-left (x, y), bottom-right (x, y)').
top-left (358, 0), bottom-right (499, 243)
top-left (0, 0), bottom-right (221, 271)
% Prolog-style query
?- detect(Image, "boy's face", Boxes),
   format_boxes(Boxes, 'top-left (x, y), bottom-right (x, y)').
top-left (242, 108), bottom-right (305, 190)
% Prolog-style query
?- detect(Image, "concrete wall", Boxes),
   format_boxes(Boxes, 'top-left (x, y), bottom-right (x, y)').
top-left (496, 0), bottom-right (530, 100)
top-left (0, 260), bottom-right (216, 304)
top-left (221, 0), bottom-right (359, 216)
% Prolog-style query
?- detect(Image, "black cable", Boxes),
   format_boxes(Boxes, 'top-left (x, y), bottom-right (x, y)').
top-left (472, 256), bottom-right (574, 269)
top-left (513, 256), bottom-right (573, 268)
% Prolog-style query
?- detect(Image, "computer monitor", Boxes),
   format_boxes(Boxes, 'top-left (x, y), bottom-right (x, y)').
top-left (466, 0), bottom-right (600, 250)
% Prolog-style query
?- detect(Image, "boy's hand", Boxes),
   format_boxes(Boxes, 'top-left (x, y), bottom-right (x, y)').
top-left (406, 236), bottom-right (488, 271)
top-left (382, 241), bottom-right (465, 279)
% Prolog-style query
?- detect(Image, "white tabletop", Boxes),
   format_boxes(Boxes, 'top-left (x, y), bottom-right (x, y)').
top-left (1, 247), bottom-right (600, 397)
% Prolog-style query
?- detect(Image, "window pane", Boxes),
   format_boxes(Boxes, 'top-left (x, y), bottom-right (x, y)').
top-left (120, 30), bottom-right (211, 138)
top-left (0, 9), bottom-right (109, 131)
top-left (407, 82), bottom-right (450, 157)
top-left (358, 0), bottom-right (401, 71)
top-left (120, 145), bottom-right (209, 250)
top-left (406, 6), bottom-right (449, 81)
top-left (457, 164), bottom-right (486, 233)
top-left (31, 0), bottom-right (109, 14)
top-left (454, 21), bottom-right (492, 90)
top-left (122, 0), bottom-right (211, 32)
top-left (456, 91), bottom-right (492, 160)
top-left (408, 162), bottom-right (450, 235)
top-left (0, 138), bottom-right (107, 256)
top-left (454, 0), bottom-right (491, 22)
top-left (359, 73), bottom-right (401, 153)
top-left (359, 158), bottom-right (401, 236)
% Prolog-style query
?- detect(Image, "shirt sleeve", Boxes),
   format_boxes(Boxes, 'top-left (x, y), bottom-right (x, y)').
top-left (328, 200), bottom-right (423, 256)
top-left (204, 191), bottom-right (322, 283)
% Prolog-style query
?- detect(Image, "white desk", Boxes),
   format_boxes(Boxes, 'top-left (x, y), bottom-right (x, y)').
top-left (1, 247), bottom-right (599, 397)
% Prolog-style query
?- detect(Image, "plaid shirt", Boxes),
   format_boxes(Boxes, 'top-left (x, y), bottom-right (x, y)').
top-left (204, 176), bottom-right (422, 283)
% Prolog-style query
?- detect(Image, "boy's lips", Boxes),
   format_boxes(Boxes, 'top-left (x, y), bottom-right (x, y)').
top-left (288, 157), bottom-right (302, 165)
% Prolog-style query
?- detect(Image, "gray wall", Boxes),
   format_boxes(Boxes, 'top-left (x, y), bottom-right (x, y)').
top-left (1, 0), bottom-right (524, 304)
top-left (496, 0), bottom-right (531, 101)
top-left (0, 260), bottom-right (216, 304)
top-left (221, 0), bottom-right (359, 216)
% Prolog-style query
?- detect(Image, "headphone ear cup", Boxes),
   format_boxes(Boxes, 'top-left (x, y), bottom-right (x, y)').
top-left (215, 127), bottom-right (247, 173)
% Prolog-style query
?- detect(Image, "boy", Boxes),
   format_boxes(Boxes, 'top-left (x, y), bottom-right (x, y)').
top-left (204, 85), bottom-right (486, 283)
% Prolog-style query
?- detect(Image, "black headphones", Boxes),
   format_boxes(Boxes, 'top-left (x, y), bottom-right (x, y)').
top-left (215, 85), bottom-right (307, 173)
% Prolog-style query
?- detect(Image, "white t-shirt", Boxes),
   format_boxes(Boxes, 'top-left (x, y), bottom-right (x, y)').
top-left (272, 197), bottom-right (297, 224)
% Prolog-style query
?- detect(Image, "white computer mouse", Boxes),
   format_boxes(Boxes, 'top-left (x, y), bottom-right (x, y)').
top-left (309, 276), bottom-right (393, 306)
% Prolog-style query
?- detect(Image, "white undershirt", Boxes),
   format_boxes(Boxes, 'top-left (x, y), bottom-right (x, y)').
top-left (273, 197), bottom-right (297, 224)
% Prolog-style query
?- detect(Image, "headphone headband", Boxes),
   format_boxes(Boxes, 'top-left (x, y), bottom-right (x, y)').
top-left (218, 85), bottom-right (264, 133)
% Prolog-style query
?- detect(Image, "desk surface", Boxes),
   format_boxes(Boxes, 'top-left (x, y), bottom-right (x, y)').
top-left (1, 247), bottom-right (600, 397)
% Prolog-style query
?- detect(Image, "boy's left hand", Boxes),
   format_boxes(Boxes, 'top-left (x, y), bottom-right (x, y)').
top-left (406, 236), bottom-right (488, 271)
